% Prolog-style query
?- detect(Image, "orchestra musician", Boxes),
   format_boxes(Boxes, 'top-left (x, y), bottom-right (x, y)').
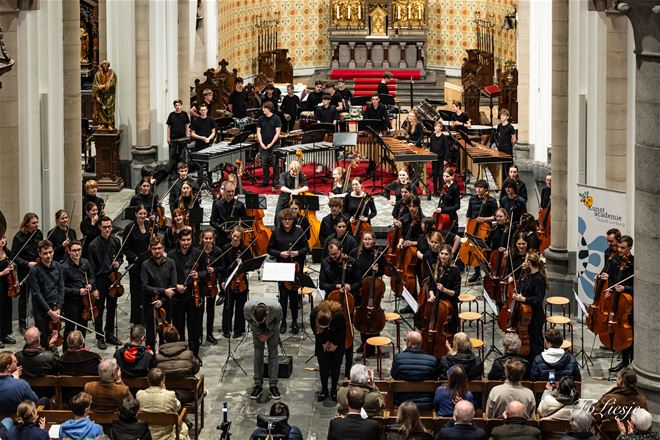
top-left (209, 180), bottom-right (247, 248)
top-left (130, 177), bottom-right (160, 211)
top-left (415, 217), bottom-right (436, 259)
top-left (0, 234), bottom-right (16, 346)
top-left (322, 217), bottom-right (356, 258)
top-left (82, 180), bottom-right (105, 217)
top-left (275, 160), bottom-right (309, 223)
top-left (199, 229), bottom-right (222, 343)
top-left (12, 212), bottom-right (44, 334)
top-left (384, 169), bottom-right (417, 207)
top-left (220, 226), bottom-right (252, 340)
top-left (311, 299), bottom-right (346, 402)
top-left (515, 213), bottom-right (540, 252)
top-left (280, 84), bottom-right (301, 133)
top-left (343, 177), bottom-right (377, 235)
top-left (80, 202), bottom-right (101, 260)
top-left (267, 209), bottom-right (309, 335)
top-left (449, 100), bottom-right (472, 142)
top-left (363, 94), bottom-right (390, 131)
top-left (168, 162), bottom-right (199, 217)
top-left (329, 167), bottom-right (347, 198)
top-left (377, 72), bottom-right (393, 96)
top-left (88, 216), bottom-right (123, 349)
top-left (320, 198), bottom-right (350, 246)
top-left (190, 88), bottom-right (216, 119)
top-left (421, 241), bottom-right (461, 333)
top-left (434, 168), bottom-right (460, 233)
top-left (500, 178), bottom-right (527, 226)
top-left (397, 196), bottom-right (423, 250)
top-left (494, 109), bottom-right (517, 178)
top-left (122, 204), bottom-right (153, 325)
top-left (500, 165), bottom-right (528, 204)
top-left (164, 208), bottom-right (192, 252)
top-left (166, 99), bottom-right (191, 169)
top-left (257, 101), bottom-right (283, 188)
top-left (487, 208), bottom-right (511, 256)
top-left (261, 84), bottom-right (280, 114)
top-left (465, 180), bottom-right (498, 284)
top-left (314, 95), bottom-right (339, 127)
top-left (602, 235), bottom-right (634, 373)
top-left (304, 81), bottom-right (324, 111)
top-left (289, 199), bottom-right (311, 242)
top-left (540, 174), bottom-right (552, 210)
top-left (325, 82), bottom-right (343, 110)
top-left (141, 236), bottom-right (177, 351)
top-left (404, 112), bottom-right (425, 147)
top-left (27, 240), bottom-right (64, 348)
top-left (48, 209), bottom-right (77, 263)
top-left (61, 240), bottom-right (98, 341)
top-left (337, 79), bottom-right (353, 109)
top-left (429, 121), bottom-right (451, 196)
top-left (319, 240), bottom-right (360, 378)
top-left (391, 183), bottom-right (414, 220)
top-left (506, 232), bottom-right (529, 278)
top-left (228, 78), bottom-right (247, 118)
top-left (177, 179), bottom-right (202, 235)
top-left (190, 104), bottom-right (216, 151)
top-left (167, 228), bottom-right (206, 361)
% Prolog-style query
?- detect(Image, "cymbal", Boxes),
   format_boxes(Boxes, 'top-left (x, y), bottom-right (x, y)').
top-left (0, 209), bottom-right (6, 238)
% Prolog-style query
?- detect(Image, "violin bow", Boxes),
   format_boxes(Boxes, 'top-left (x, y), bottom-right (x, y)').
top-left (110, 222), bottom-right (134, 270)
top-left (603, 274), bottom-right (634, 292)
top-left (58, 314), bottom-right (104, 339)
top-left (286, 224), bottom-right (312, 253)
top-left (9, 229), bottom-right (39, 266)
top-left (183, 246), bottom-right (208, 285)
top-left (359, 246), bottom-right (389, 279)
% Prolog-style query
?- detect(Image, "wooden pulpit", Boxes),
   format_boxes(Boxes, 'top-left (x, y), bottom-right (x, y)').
top-left (93, 129), bottom-right (124, 191)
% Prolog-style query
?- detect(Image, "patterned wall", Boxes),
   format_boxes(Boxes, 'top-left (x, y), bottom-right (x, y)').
top-left (217, 0), bottom-right (516, 76)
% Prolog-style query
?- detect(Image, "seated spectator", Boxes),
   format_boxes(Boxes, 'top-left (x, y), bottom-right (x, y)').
top-left (487, 332), bottom-right (530, 381)
top-left (560, 410), bottom-right (598, 440)
top-left (136, 368), bottom-right (190, 440)
top-left (327, 387), bottom-right (380, 440)
top-left (249, 402), bottom-right (303, 440)
top-left (439, 333), bottom-right (483, 380)
top-left (538, 376), bottom-right (579, 420)
top-left (485, 359), bottom-right (535, 419)
top-left (390, 331), bottom-right (439, 411)
top-left (83, 358), bottom-right (132, 413)
top-left (111, 396), bottom-right (152, 440)
top-left (58, 331), bottom-right (102, 376)
top-left (336, 364), bottom-right (385, 417)
top-left (384, 401), bottom-right (433, 440)
top-left (530, 329), bottom-right (581, 382)
top-left (434, 365), bottom-right (474, 417)
top-left (155, 326), bottom-right (199, 404)
top-left (114, 325), bottom-right (155, 378)
top-left (615, 408), bottom-right (658, 440)
top-left (489, 401), bottom-right (541, 440)
top-left (14, 327), bottom-right (60, 377)
top-left (59, 392), bottom-right (104, 440)
top-left (6, 400), bottom-right (49, 440)
top-left (435, 400), bottom-right (486, 440)
top-left (593, 368), bottom-right (647, 423)
top-left (0, 352), bottom-right (39, 414)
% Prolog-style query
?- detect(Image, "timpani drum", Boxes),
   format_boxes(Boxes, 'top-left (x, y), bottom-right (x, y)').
top-left (300, 111), bottom-right (316, 132)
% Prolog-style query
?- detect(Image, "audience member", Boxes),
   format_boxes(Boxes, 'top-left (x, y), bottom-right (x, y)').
top-left (110, 396), bottom-right (152, 440)
top-left (59, 392), bottom-right (104, 440)
top-left (560, 410), bottom-right (598, 440)
top-left (592, 368), bottom-right (647, 423)
top-left (489, 400), bottom-right (541, 440)
top-left (14, 327), bottom-right (59, 378)
top-left (5, 400), bottom-right (48, 440)
top-left (439, 333), bottom-right (483, 380)
top-left (485, 359), bottom-right (535, 419)
top-left (249, 402), bottom-right (303, 440)
top-left (113, 325), bottom-right (155, 378)
top-left (390, 331), bottom-right (439, 411)
top-left (155, 325), bottom-right (199, 404)
top-left (83, 358), bottom-right (132, 413)
top-left (615, 408), bottom-right (659, 440)
top-left (58, 331), bottom-right (102, 375)
top-left (327, 387), bottom-right (380, 440)
top-left (435, 400), bottom-right (486, 440)
top-left (384, 401), bottom-right (433, 440)
top-left (487, 332), bottom-right (529, 381)
top-left (530, 329), bottom-right (581, 381)
top-left (336, 364), bottom-right (385, 417)
top-left (538, 376), bottom-right (579, 419)
top-left (434, 365), bottom-right (474, 417)
top-left (136, 368), bottom-right (190, 440)
top-left (0, 352), bottom-right (39, 414)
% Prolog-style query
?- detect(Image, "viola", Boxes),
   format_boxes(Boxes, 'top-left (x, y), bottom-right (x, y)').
top-left (48, 317), bottom-right (64, 347)
top-left (354, 259), bottom-right (386, 335)
top-left (537, 201), bottom-right (551, 253)
top-left (156, 205), bottom-right (168, 228)
top-left (326, 256), bottom-right (355, 350)
top-left (108, 270), bottom-right (125, 299)
top-left (5, 264), bottom-right (20, 298)
top-left (415, 260), bottom-right (452, 358)
top-left (81, 289), bottom-right (99, 321)
top-left (497, 271), bottom-right (532, 356)
top-left (156, 307), bottom-right (174, 333)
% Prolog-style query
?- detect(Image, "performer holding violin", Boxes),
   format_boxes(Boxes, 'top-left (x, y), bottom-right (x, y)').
top-left (429, 121), bottom-right (451, 196)
top-left (11, 212), bottom-right (43, 334)
top-left (220, 226), bottom-right (253, 340)
top-left (123, 204), bottom-right (153, 325)
top-left (320, 198), bottom-right (350, 246)
top-left (177, 179), bottom-right (202, 235)
top-left (397, 196), bottom-right (423, 250)
top-left (61, 240), bottom-right (98, 342)
top-left (0, 234), bottom-right (17, 347)
top-left (27, 240), bottom-right (65, 349)
top-left (515, 213), bottom-right (540, 252)
top-left (267, 209), bottom-right (309, 334)
top-left (322, 217), bottom-right (357, 258)
top-left (88, 216), bottom-right (123, 349)
top-left (434, 168), bottom-right (460, 233)
top-left (47, 209), bottom-right (77, 263)
top-left (311, 299), bottom-right (346, 402)
top-left (500, 178), bottom-right (527, 226)
top-left (168, 162), bottom-right (199, 217)
top-left (167, 228), bottom-right (206, 361)
top-left (391, 183), bottom-right (414, 220)
top-left (275, 160), bottom-right (309, 223)
top-left (506, 232), bottom-right (530, 278)
top-left (198, 229), bottom-right (222, 343)
top-left (164, 208), bottom-right (192, 252)
top-left (209, 180), bottom-right (247, 248)
top-left (464, 180), bottom-right (497, 283)
top-left (141, 236), bottom-right (177, 350)
top-left (343, 177), bottom-right (377, 237)
top-left (383, 169), bottom-right (417, 205)
top-left (289, 199), bottom-right (311, 242)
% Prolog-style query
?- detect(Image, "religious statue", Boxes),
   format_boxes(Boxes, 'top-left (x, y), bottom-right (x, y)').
top-left (0, 24), bottom-right (14, 67)
top-left (92, 60), bottom-right (117, 130)
top-left (80, 27), bottom-right (90, 66)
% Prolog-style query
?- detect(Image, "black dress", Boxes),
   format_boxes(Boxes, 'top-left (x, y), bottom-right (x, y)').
top-left (123, 221), bottom-right (152, 324)
top-left (437, 182), bottom-right (460, 233)
top-left (342, 194), bottom-right (377, 234)
top-left (519, 271), bottom-right (546, 361)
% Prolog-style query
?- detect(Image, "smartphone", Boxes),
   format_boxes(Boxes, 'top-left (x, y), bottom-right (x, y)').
top-left (548, 370), bottom-right (556, 384)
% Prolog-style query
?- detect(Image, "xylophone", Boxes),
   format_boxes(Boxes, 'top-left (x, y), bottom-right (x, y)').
top-left (455, 137), bottom-right (513, 188)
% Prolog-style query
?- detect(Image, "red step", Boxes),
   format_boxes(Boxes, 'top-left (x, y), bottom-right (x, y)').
top-left (330, 69), bottom-right (421, 80)
top-left (353, 78), bottom-right (398, 84)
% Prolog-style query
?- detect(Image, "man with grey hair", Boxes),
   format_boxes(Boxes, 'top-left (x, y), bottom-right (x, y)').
top-left (562, 410), bottom-right (598, 440)
top-left (487, 332), bottom-right (530, 380)
top-left (336, 364), bottom-right (385, 417)
top-left (436, 400), bottom-right (486, 439)
top-left (14, 327), bottom-right (59, 380)
top-left (390, 331), bottom-right (439, 411)
top-left (84, 358), bottom-right (132, 412)
top-left (490, 400), bottom-right (541, 440)
top-left (616, 408), bottom-right (658, 440)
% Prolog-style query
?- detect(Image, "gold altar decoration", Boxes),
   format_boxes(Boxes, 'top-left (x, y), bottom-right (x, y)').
top-left (330, 0), bottom-right (426, 31)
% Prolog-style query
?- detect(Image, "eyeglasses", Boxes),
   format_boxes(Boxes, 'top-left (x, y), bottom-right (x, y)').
top-left (282, 218), bottom-right (294, 222)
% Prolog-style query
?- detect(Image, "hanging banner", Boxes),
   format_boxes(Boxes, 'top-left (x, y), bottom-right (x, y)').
top-left (576, 184), bottom-right (628, 305)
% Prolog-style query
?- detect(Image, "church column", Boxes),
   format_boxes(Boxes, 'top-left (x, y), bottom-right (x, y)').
top-left (178, 0), bottom-right (190, 109)
top-left (615, 0), bottom-right (660, 417)
top-left (62, 0), bottom-right (82, 227)
top-left (545, 0), bottom-right (571, 294)
top-left (98, 0), bottom-right (106, 61)
top-left (515, 0), bottom-right (530, 155)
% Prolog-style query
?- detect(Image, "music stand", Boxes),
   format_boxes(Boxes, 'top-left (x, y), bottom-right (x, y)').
top-left (384, 261), bottom-right (414, 330)
top-left (483, 292), bottom-right (503, 360)
top-left (301, 129), bottom-right (326, 144)
top-left (239, 194), bottom-right (268, 210)
top-left (572, 289), bottom-right (594, 374)
top-left (221, 218), bottom-right (255, 233)
top-left (284, 271), bottom-right (316, 346)
top-left (293, 194), bottom-right (320, 212)
top-left (332, 132), bottom-right (356, 168)
top-left (230, 131), bottom-right (251, 145)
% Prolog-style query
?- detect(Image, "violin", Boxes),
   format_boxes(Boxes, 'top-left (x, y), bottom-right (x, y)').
top-left (390, 214), bottom-right (418, 297)
top-left (415, 257), bottom-right (453, 358)
top-left (48, 316), bottom-right (64, 347)
top-left (326, 256), bottom-right (355, 350)
top-left (156, 307), bottom-right (174, 333)
top-left (497, 270), bottom-right (532, 356)
top-left (108, 270), bottom-right (125, 299)
top-left (3, 258), bottom-right (20, 298)
top-left (434, 184), bottom-right (452, 231)
top-left (353, 249), bottom-right (386, 335)
top-left (598, 256), bottom-right (634, 351)
top-left (81, 273), bottom-right (99, 321)
top-left (205, 271), bottom-right (219, 297)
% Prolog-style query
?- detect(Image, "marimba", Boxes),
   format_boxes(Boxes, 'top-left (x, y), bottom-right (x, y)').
top-left (455, 137), bottom-right (513, 188)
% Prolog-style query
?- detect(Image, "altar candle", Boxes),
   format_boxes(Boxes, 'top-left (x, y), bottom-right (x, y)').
top-left (418, 5), bottom-right (422, 19)
top-left (397, 5), bottom-right (401, 20)
top-left (347, 4), bottom-right (351, 19)
top-left (358, 4), bottom-right (361, 19)
top-left (408, 4), bottom-right (412, 19)
top-left (336, 4), bottom-right (340, 19)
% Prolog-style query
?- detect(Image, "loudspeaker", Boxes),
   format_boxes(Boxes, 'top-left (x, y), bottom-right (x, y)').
top-left (263, 355), bottom-right (293, 378)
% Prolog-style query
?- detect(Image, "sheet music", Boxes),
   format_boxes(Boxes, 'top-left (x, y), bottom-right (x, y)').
top-left (402, 287), bottom-right (418, 314)
top-left (225, 263), bottom-right (241, 288)
top-left (483, 289), bottom-right (499, 317)
top-left (573, 289), bottom-right (588, 317)
top-left (262, 262), bottom-right (296, 282)
top-left (49, 425), bottom-right (61, 439)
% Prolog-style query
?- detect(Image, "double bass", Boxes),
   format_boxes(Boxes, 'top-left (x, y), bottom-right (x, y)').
top-left (458, 194), bottom-right (491, 267)
top-left (326, 256), bottom-right (355, 350)
top-left (350, 194), bottom-right (373, 237)
top-left (597, 257), bottom-right (634, 352)
top-left (236, 160), bottom-right (271, 257)
top-left (353, 247), bottom-right (387, 335)
top-left (498, 269), bottom-right (532, 356)
top-left (415, 258), bottom-right (453, 358)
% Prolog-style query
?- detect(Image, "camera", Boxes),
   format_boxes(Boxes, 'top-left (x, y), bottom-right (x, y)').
top-left (217, 402), bottom-right (231, 440)
top-left (548, 370), bottom-right (556, 384)
top-left (253, 415), bottom-right (289, 439)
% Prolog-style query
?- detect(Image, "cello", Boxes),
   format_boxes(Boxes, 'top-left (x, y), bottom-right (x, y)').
top-left (236, 160), bottom-right (271, 257)
top-left (537, 200), bottom-right (551, 253)
top-left (498, 267), bottom-right (532, 356)
top-left (350, 194), bottom-right (373, 237)
top-left (353, 247), bottom-right (387, 335)
top-left (415, 258), bottom-right (453, 358)
top-left (586, 250), bottom-right (617, 335)
top-left (598, 257), bottom-right (634, 351)
top-left (326, 256), bottom-right (355, 350)
top-left (292, 150), bottom-right (322, 249)
top-left (433, 183), bottom-right (452, 231)
top-left (484, 211), bottom-right (513, 305)
top-left (390, 214), bottom-right (419, 297)
top-left (458, 193), bottom-right (491, 267)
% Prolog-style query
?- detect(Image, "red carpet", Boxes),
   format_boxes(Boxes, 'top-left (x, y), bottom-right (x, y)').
top-left (330, 69), bottom-right (422, 80)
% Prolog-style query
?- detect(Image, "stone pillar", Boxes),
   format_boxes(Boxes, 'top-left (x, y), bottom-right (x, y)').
top-left (516, 0), bottom-right (530, 160)
top-left (98, 0), bottom-right (106, 61)
top-left (544, 0), bottom-right (571, 295)
top-left (348, 41), bottom-right (356, 68)
top-left (614, 0), bottom-right (660, 420)
top-left (331, 41), bottom-right (339, 69)
top-left (365, 42), bottom-right (373, 68)
top-left (178, 0), bottom-right (190, 108)
top-left (604, 14), bottom-right (628, 191)
top-left (383, 42), bottom-right (390, 68)
top-left (135, 0), bottom-right (150, 151)
top-left (62, 0), bottom-right (82, 227)
top-left (399, 42), bottom-right (407, 68)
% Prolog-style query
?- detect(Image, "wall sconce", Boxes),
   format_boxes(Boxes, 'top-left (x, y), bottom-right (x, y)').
top-left (503, 6), bottom-right (517, 30)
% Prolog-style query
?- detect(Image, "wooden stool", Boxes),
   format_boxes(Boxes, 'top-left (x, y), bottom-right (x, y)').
top-left (385, 312), bottom-right (401, 352)
top-left (545, 296), bottom-right (570, 326)
top-left (363, 336), bottom-right (394, 379)
top-left (458, 294), bottom-right (479, 315)
top-left (459, 312), bottom-right (484, 341)
top-left (546, 315), bottom-right (574, 351)
top-left (470, 338), bottom-right (485, 361)
top-left (560, 339), bottom-right (572, 352)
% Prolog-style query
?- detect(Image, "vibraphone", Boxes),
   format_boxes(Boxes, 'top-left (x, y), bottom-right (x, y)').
top-left (455, 137), bottom-right (513, 188)
top-left (275, 141), bottom-right (339, 171)
top-left (191, 140), bottom-right (255, 187)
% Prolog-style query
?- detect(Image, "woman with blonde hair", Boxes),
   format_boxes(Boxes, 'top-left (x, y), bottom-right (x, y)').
top-left (439, 332), bottom-right (483, 380)
top-left (310, 300), bottom-right (345, 402)
top-left (329, 166), bottom-right (347, 197)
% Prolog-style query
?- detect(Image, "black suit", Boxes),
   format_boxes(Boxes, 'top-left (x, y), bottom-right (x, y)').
top-left (435, 420), bottom-right (486, 440)
top-left (327, 414), bottom-right (380, 440)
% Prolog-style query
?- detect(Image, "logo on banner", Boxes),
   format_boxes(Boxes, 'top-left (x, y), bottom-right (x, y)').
top-left (578, 191), bottom-right (624, 225)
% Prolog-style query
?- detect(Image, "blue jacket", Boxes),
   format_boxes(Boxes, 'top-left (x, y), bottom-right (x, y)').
top-left (433, 386), bottom-right (473, 417)
top-left (390, 348), bottom-right (438, 411)
top-left (530, 348), bottom-right (581, 382)
top-left (0, 376), bottom-right (38, 414)
top-left (59, 417), bottom-right (104, 440)
top-left (6, 423), bottom-right (50, 440)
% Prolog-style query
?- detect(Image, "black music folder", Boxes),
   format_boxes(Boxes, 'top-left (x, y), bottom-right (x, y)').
top-left (293, 195), bottom-right (319, 211)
